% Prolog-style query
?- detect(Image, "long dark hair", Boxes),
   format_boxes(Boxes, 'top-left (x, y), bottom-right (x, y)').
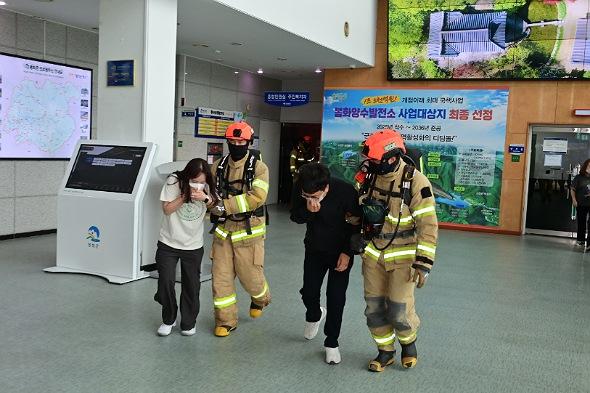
top-left (582, 159), bottom-right (590, 176)
top-left (171, 158), bottom-right (217, 204)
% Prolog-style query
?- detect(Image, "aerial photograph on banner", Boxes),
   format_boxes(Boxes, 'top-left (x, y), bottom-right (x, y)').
top-left (321, 88), bottom-right (509, 227)
top-left (388, 0), bottom-right (590, 80)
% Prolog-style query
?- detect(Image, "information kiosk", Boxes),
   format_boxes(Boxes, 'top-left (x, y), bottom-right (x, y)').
top-left (45, 141), bottom-right (159, 284)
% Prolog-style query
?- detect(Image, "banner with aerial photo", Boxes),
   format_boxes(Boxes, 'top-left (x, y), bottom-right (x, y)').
top-left (388, 0), bottom-right (590, 80)
top-left (321, 88), bottom-right (509, 227)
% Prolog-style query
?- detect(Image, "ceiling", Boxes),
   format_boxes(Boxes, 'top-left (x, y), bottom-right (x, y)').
top-left (3, 0), bottom-right (367, 80)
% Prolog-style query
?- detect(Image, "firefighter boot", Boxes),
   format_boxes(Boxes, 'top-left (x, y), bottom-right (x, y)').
top-left (401, 341), bottom-right (418, 369)
top-left (368, 350), bottom-right (396, 372)
top-left (214, 325), bottom-right (237, 337)
top-left (249, 302), bottom-right (264, 318)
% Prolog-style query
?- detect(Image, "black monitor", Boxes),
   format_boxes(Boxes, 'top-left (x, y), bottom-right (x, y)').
top-left (65, 144), bottom-right (147, 194)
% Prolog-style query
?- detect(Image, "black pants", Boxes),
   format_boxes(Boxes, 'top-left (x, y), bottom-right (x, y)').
top-left (154, 241), bottom-right (203, 330)
top-left (577, 206), bottom-right (590, 243)
top-left (300, 250), bottom-right (353, 348)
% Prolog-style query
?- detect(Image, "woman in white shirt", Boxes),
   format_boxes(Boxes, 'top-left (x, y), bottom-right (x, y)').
top-left (154, 158), bottom-right (215, 336)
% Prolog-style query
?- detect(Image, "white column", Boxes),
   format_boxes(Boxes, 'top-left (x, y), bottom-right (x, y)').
top-left (97, 0), bottom-right (177, 166)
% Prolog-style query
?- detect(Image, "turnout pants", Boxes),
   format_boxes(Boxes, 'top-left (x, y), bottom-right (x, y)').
top-left (300, 251), bottom-right (353, 348)
top-left (362, 256), bottom-right (419, 352)
top-left (154, 241), bottom-right (203, 331)
top-left (211, 237), bottom-right (271, 327)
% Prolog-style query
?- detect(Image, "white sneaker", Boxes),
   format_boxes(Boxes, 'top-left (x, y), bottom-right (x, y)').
top-left (304, 306), bottom-right (326, 340)
top-left (325, 347), bottom-right (341, 365)
top-left (157, 320), bottom-right (177, 336)
top-left (181, 326), bottom-right (196, 336)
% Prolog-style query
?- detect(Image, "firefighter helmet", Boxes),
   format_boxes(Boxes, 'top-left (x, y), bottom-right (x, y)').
top-left (225, 121), bottom-right (254, 142)
top-left (361, 129), bottom-right (406, 161)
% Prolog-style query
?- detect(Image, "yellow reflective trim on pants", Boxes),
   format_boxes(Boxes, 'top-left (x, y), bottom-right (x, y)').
top-left (252, 281), bottom-right (269, 299)
top-left (215, 226), bottom-right (229, 240)
top-left (412, 205), bottom-right (436, 218)
top-left (372, 332), bottom-right (396, 345)
top-left (230, 224), bottom-right (266, 242)
top-left (235, 194), bottom-right (249, 213)
top-left (252, 179), bottom-right (269, 193)
top-left (214, 294), bottom-right (237, 309)
top-left (398, 331), bottom-right (417, 344)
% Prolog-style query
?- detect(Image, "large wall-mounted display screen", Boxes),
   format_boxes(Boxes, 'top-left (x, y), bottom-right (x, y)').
top-left (0, 53), bottom-right (92, 159)
top-left (388, 0), bottom-right (590, 80)
top-left (66, 145), bottom-right (147, 194)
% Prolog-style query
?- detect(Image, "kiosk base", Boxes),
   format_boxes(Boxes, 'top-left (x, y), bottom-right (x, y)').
top-left (43, 266), bottom-right (150, 284)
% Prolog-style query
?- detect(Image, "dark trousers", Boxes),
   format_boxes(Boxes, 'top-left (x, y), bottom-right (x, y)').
top-left (577, 206), bottom-right (590, 243)
top-left (154, 241), bottom-right (203, 330)
top-left (300, 250), bottom-right (353, 348)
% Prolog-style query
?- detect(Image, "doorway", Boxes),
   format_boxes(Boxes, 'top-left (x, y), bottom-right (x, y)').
top-left (525, 125), bottom-right (590, 237)
top-left (278, 123), bottom-right (321, 204)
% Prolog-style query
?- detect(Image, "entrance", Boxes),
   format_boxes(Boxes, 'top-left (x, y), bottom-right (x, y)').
top-left (525, 125), bottom-right (590, 237)
top-left (278, 123), bottom-right (321, 204)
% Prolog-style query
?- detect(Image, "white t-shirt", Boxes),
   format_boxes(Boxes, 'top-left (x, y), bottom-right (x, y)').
top-left (158, 174), bottom-right (206, 250)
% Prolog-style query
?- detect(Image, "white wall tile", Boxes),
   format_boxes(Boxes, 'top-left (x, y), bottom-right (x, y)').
top-left (0, 161), bottom-right (15, 198)
top-left (0, 198), bottom-right (15, 236)
top-left (45, 22), bottom-right (67, 58)
top-left (260, 101), bottom-right (281, 121)
top-left (0, 9), bottom-right (16, 48)
top-left (15, 161), bottom-right (65, 197)
top-left (238, 92), bottom-right (262, 117)
top-left (211, 63), bottom-right (238, 91)
top-left (210, 87), bottom-right (237, 111)
top-left (261, 77), bottom-right (282, 94)
top-left (184, 56), bottom-right (211, 85)
top-left (16, 14), bottom-right (44, 53)
top-left (176, 108), bottom-right (197, 136)
top-left (16, 49), bottom-right (44, 60)
top-left (44, 55), bottom-right (67, 64)
top-left (66, 27), bottom-right (98, 63)
top-left (246, 116), bottom-right (261, 136)
top-left (0, 45), bottom-right (16, 54)
top-left (237, 72), bottom-right (262, 95)
top-left (184, 82), bottom-right (211, 109)
top-left (15, 196), bottom-right (57, 232)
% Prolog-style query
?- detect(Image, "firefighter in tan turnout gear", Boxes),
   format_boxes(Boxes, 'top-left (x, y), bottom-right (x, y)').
top-left (352, 129), bottom-right (438, 372)
top-left (209, 121), bottom-right (271, 337)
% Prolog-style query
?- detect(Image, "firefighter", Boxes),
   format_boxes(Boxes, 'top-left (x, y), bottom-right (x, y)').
top-left (290, 135), bottom-right (317, 181)
top-left (209, 121), bottom-right (271, 337)
top-left (354, 129), bottom-right (438, 372)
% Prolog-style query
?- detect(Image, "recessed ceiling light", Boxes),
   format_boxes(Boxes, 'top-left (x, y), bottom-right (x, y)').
top-left (215, 50), bottom-right (222, 54)
top-left (257, 68), bottom-right (263, 74)
top-left (192, 43), bottom-right (209, 48)
top-left (231, 42), bottom-right (243, 46)
top-left (315, 67), bottom-right (322, 73)
top-left (234, 71), bottom-right (239, 74)
top-left (277, 57), bottom-right (288, 61)
top-left (34, 0), bottom-right (54, 2)
top-left (0, 1), bottom-right (7, 5)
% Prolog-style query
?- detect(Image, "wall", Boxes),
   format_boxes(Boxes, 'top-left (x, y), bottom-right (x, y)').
top-left (280, 77), bottom-right (324, 124)
top-left (213, 0), bottom-right (377, 67)
top-left (174, 54), bottom-right (282, 161)
top-left (324, 0), bottom-right (590, 234)
top-left (0, 9), bottom-right (98, 237)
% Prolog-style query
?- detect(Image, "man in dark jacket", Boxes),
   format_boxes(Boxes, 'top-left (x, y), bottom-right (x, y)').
top-left (290, 163), bottom-right (361, 365)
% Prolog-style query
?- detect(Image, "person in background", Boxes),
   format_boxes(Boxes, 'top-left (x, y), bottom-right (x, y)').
top-left (571, 158), bottom-right (590, 250)
top-left (154, 158), bottom-right (215, 336)
top-left (290, 163), bottom-right (361, 365)
top-left (290, 135), bottom-right (317, 183)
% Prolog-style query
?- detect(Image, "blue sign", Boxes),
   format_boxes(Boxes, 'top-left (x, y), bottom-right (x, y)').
top-left (107, 60), bottom-right (134, 86)
top-left (265, 92), bottom-right (310, 107)
top-left (508, 144), bottom-right (525, 155)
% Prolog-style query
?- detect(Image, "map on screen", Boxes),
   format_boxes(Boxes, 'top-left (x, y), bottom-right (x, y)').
top-left (0, 53), bottom-right (92, 159)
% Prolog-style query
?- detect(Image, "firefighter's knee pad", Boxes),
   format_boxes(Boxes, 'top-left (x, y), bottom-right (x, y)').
top-left (364, 297), bottom-right (388, 328)
top-left (386, 300), bottom-right (412, 332)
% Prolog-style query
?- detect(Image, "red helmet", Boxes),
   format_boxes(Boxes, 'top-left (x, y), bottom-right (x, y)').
top-left (361, 129), bottom-right (406, 161)
top-left (225, 121), bottom-right (254, 142)
top-left (303, 135), bottom-right (312, 143)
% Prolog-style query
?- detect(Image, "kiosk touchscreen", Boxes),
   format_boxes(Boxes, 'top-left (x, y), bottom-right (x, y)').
top-left (45, 141), bottom-right (158, 284)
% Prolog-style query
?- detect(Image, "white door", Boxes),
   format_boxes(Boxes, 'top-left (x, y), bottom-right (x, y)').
top-left (258, 120), bottom-right (281, 205)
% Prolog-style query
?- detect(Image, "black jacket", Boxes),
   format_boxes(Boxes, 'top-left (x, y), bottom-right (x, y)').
top-left (290, 178), bottom-right (361, 257)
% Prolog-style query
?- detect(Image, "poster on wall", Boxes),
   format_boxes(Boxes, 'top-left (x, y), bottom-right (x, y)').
top-left (321, 88), bottom-right (509, 227)
top-left (388, 0), bottom-right (590, 80)
top-left (195, 107), bottom-right (243, 138)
